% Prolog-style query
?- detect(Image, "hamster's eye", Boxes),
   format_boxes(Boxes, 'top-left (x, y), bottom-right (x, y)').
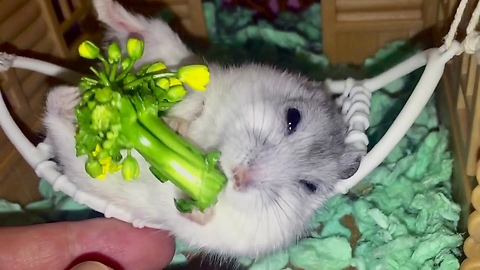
top-left (299, 180), bottom-right (317, 193)
top-left (286, 108), bottom-right (301, 135)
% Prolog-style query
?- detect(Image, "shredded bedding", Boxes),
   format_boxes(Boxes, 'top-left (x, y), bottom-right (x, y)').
top-left (0, 1), bottom-right (463, 269)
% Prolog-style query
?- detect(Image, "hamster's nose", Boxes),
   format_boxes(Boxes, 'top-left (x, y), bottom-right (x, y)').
top-left (232, 166), bottom-right (252, 190)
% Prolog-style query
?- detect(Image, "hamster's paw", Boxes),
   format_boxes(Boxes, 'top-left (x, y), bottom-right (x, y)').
top-left (46, 86), bottom-right (80, 123)
top-left (164, 117), bottom-right (190, 137)
top-left (182, 208), bottom-right (214, 225)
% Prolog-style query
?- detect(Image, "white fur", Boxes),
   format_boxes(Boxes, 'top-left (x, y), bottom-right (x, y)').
top-left (43, 0), bottom-right (360, 259)
top-left (92, 0), bottom-right (199, 69)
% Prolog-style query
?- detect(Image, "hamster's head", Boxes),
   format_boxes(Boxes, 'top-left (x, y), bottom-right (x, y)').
top-left (183, 64), bottom-right (363, 255)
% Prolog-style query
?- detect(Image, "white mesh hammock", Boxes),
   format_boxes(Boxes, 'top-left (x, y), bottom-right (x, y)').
top-left (0, 0), bottom-right (479, 228)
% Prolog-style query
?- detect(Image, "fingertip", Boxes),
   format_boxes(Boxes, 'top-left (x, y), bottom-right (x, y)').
top-left (70, 261), bottom-right (113, 270)
top-left (70, 218), bottom-right (176, 269)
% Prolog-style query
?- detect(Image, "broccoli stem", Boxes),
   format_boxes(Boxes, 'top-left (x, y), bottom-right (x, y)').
top-left (118, 97), bottom-right (226, 211)
top-left (116, 60), bottom-right (135, 82)
top-left (137, 111), bottom-right (204, 166)
top-left (89, 67), bottom-right (110, 86)
top-left (123, 72), bottom-right (175, 89)
top-left (98, 55), bottom-right (110, 75)
top-left (109, 62), bottom-right (118, 82)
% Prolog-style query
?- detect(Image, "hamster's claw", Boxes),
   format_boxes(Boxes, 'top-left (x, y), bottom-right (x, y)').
top-left (182, 207), bottom-right (214, 225)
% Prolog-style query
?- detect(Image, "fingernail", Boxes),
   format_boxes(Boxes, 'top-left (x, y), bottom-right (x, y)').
top-left (70, 261), bottom-right (113, 270)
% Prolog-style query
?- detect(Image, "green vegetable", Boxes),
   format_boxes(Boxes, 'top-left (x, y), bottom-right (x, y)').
top-left (75, 38), bottom-right (227, 212)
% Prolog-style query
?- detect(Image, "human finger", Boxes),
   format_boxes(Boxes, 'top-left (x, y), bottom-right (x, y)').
top-left (0, 218), bottom-right (175, 270)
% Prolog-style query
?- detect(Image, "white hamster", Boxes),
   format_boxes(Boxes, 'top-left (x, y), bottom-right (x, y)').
top-left (43, 0), bottom-right (362, 260)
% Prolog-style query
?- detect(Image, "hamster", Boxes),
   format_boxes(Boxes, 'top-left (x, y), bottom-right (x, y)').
top-left (43, 0), bottom-right (362, 260)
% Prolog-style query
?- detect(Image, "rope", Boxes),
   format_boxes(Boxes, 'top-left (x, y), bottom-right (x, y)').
top-left (444, 0), bottom-right (480, 54)
top-left (463, 0), bottom-right (480, 53)
top-left (444, 0), bottom-right (470, 49)
top-left (466, 0), bottom-right (480, 34)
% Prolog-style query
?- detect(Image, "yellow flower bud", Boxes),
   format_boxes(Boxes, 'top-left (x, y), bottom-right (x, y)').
top-left (155, 78), bottom-right (170, 90)
top-left (146, 62), bottom-right (167, 73)
top-left (122, 154), bottom-right (140, 180)
top-left (78, 40), bottom-right (100, 59)
top-left (121, 57), bottom-right (133, 70)
top-left (92, 144), bottom-right (102, 157)
top-left (177, 65), bottom-right (210, 91)
top-left (97, 172), bottom-right (107, 180)
top-left (108, 163), bottom-right (122, 173)
top-left (99, 155), bottom-right (112, 166)
top-left (166, 85), bottom-right (187, 102)
top-left (85, 158), bottom-right (103, 178)
top-left (169, 77), bottom-right (182, 87)
top-left (108, 41), bottom-right (122, 63)
top-left (127, 38), bottom-right (144, 60)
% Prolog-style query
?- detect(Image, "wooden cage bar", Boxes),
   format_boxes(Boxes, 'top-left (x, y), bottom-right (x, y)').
top-left (322, 0), bottom-right (439, 65)
top-left (434, 0), bottom-right (480, 268)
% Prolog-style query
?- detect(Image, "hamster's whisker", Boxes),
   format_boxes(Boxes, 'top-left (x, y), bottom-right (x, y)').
top-left (266, 192), bottom-right (276, 256)
top-left (265, 189), bottom-right (290, 249)
top-left (249, 88), bottom-right (257, 141)
top-left (250, 189), bottom-right (262, 237)
top-left (271, 198), bottom-right (286, 246)
top-left (260, 190), bottom-right (274, 252)
top-left (260, 190), bottom-right (269, 226)
top-left (269, 194), bottom-right (282, 224)
top-left (250, 192), bottom-right (263, 255)
top-left (259, 92), bottom-right (267, 145)
top-left (273, 195), bottom-right (289, 221)
top-left (269, 187), bottom-right (305, 229)
top-left (268, 189), bottom-right (290, 217)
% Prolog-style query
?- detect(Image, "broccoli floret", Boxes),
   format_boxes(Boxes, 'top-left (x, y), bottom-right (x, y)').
top-left (75, 38), bottom-right (227, 213)
top-left (90, 104), bottom-right (116, 131)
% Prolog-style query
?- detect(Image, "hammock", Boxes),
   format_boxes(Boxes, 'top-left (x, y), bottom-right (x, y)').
top-left (0, 0), bottom-right (478, 228)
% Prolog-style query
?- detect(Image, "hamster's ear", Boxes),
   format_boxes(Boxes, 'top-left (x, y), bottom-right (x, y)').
top-left (92, 0), bottom-right (147, 34)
